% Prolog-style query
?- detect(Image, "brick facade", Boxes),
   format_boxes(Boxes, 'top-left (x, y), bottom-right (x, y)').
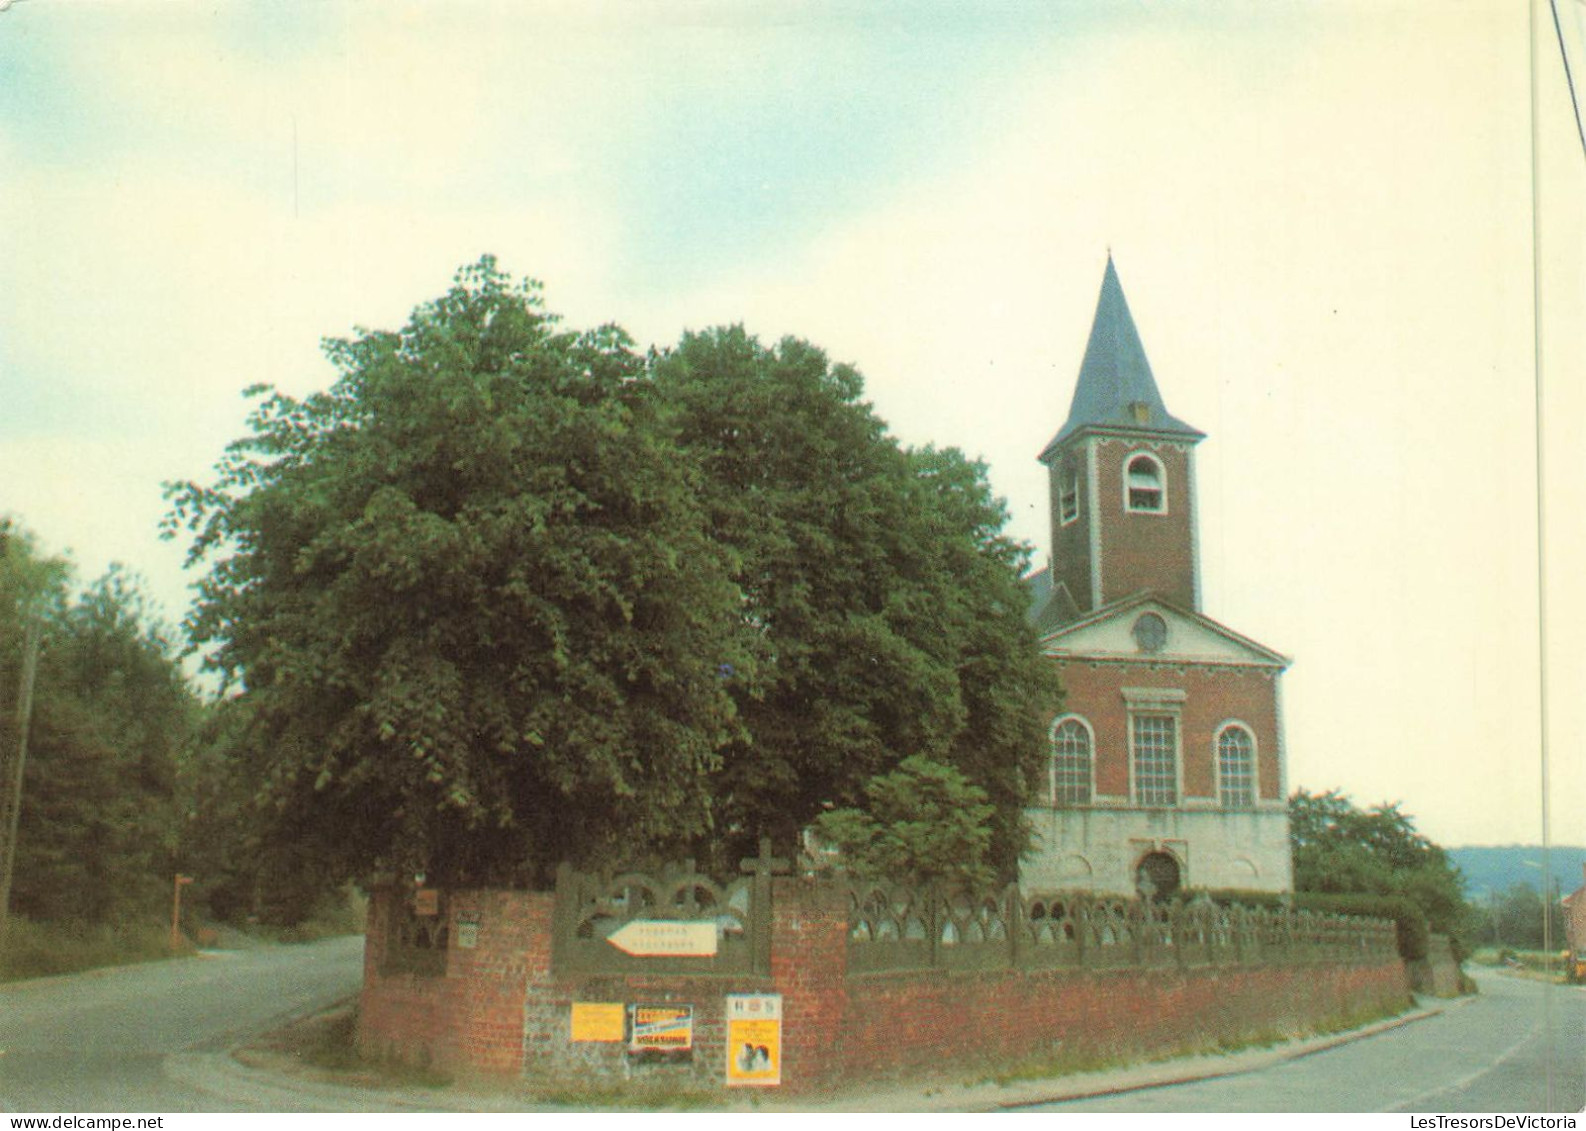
top-left (1564, 865), bottom-right (1586, 979)
top-left (1047, 438), bottom-right (1200, 615)
top-left (360, 881), bottom-right (1411, 1093)
top-left (1052, 660), bottom-right (1283, 804)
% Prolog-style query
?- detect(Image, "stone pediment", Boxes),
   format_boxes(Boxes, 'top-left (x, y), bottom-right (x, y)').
top-left (1037, 594), bottom-right (1287, 669)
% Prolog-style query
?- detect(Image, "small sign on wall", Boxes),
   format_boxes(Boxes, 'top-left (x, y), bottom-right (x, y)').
top-left (455, 915), bottom-right (479, 949)
top-left (627, 1003), bottom-right (694, 1057)
top-left (725, 994), bottom-right (782, 1086)
top-left (413, 888), bottom-right (440, 917)
top-left (570, 1002), bottom-right (625, 1043)
top-left (605, 919), bottom-right (718, 957)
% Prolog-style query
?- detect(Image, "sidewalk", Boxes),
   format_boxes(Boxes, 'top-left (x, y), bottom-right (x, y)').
top-left (166, 998), bottom-right (1454, 1113)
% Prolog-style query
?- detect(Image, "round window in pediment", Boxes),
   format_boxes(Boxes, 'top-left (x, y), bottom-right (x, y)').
top-left (1132, 612), bottom-right (1168, 654)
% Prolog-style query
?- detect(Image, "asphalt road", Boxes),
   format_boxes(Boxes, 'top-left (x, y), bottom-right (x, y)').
top-left (1020, 968), bottom-right (1586, 1113)
top-left (0, 936), bottom-right (365, 1113)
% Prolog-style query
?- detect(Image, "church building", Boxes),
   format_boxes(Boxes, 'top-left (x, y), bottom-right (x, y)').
top-left (1021, 258), bottom-right (1294, 899)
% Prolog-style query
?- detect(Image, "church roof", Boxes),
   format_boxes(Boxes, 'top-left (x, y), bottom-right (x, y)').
top-left (1040, 257), bottom-right (1204, 461)
top-left (1023, 566), bottom-right (1080, 635)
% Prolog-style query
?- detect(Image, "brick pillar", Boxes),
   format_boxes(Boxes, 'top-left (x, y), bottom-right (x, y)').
top-left (769, 877), bottom-right (850, 1090)
top-left (449, 890), bottom-right (552, 1075)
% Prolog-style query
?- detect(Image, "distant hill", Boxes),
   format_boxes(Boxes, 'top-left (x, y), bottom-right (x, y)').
top-left (1448, 845), bottom-right (1586, 900)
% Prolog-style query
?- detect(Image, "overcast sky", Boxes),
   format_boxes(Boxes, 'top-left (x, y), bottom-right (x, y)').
top-left (2, 1), bottom-right (1582, 850)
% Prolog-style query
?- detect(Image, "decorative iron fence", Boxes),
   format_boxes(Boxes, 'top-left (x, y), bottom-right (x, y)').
top-left (551, 852), bottom-right (777, 977)
top-left (847, 885), bottom-right (1398, 976)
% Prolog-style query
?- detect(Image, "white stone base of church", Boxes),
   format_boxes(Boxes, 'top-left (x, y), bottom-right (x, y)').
top-left (1020, 805), bottom-right (1294, 897)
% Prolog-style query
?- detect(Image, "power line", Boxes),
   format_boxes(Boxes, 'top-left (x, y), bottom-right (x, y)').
top-left (1549, 0), bottom-right (1586, 163)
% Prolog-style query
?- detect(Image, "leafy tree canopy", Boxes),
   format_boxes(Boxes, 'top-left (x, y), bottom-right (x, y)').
top-left (167, 260), bottom-right (1055, 887)
top-left (166, 260), bottom-right (755, 886)
top-left (812, 755), bottom-right (996, 890)
top-left (653, 327), bottom-right (1054, 872)
top-left (1289, 788), bottom-right (1468, 940)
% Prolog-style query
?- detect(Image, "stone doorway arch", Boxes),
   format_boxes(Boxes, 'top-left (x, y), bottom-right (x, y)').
top-left (1135, 850), bottom-right (1181, 900)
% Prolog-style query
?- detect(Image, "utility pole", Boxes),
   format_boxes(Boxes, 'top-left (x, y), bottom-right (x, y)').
top-left (0, 614), bottom-right (43, 955)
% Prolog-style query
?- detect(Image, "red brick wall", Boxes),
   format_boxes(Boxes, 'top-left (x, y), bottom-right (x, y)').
top-left (360, 880), bottom-right (839, 1087)
top-left (1047, 437), bottom-right (1200, 615)
top-left (361, 881), bottom-right (1410, 1093)
top-left (1053, 660), bottom-right (1282, 802)
top-left (1049, 449), bottom-right (1095, 612)
top-left (359, 889), bottom-right (548, 1076)
top-left (836, 961), bottom-right (1409, 1087)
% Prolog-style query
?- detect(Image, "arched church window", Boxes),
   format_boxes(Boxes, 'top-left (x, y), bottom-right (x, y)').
top-left (1049, 716), bottom-right (1092, 805)
top-left (1217, 724), bottom-right (1257, 808)
top-left (1125, 453), bottom-right (1166, 513)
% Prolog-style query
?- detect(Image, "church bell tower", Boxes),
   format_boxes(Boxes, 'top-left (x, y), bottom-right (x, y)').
top-left (1039, 257), bottom-right (1205, 614)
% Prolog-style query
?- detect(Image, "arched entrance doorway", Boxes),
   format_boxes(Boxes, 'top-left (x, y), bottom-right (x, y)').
top-left (1135, 851), bottom-right (1181, 900)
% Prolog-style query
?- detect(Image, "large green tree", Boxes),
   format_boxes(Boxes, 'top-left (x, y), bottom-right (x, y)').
top-left (651, 327), bottom-right (1054, 873)
top-left (166, 259), bottom-right (752, 886)
top-left (169, 264), bottom-right (1054, 887)
top-left (1289, 788), bottom-right (1468, 941)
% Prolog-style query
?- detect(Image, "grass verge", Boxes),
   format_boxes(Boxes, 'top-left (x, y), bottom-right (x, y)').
top-left (519, 1082), bottom-right (729, 1110)
top-left (0, 916), bottom-right (188, 982)
top-left (235, 1002), bottom-right (453, 1090)
top-left (983, 997), bottom-right (1413, 1088)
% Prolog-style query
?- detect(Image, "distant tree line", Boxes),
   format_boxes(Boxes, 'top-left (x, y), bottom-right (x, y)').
top-left (1287, 789), bottom-right (1472, 960)
top-left (0, 523), bottom-right (197, 935)
top-left (1466, 882), bottom-right (1567, 953)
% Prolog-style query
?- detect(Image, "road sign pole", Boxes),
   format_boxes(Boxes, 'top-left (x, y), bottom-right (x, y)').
top-left (171, 874), bottom-right (193, 951)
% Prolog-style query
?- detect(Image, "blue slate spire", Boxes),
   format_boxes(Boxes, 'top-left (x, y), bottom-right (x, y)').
top-left (1040, 257), bottom-right (1202, 461)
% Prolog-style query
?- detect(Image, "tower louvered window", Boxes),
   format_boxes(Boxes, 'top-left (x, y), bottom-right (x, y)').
top-left (1059, 470), bottom-right (1080, 525)
top-left (1126, 454), bottom-right (1165, 512)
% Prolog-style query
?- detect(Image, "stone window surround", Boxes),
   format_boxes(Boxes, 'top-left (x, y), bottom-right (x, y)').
top-left (1123, 449), bottom-right (1168, 515)
top-left (1047, 713), bottom-right (1096, 806)
top-left (1123, 686), bottom-right (1184, 807)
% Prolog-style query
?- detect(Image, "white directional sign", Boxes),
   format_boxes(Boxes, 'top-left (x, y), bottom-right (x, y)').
top-left (605, 919), bottom-right (718, 957)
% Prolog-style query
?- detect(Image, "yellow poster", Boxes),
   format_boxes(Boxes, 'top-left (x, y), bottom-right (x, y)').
top-left (570, 1002), bottom-right (624, 1043)
top-left (725, 993), bottom-right (782, 1086)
